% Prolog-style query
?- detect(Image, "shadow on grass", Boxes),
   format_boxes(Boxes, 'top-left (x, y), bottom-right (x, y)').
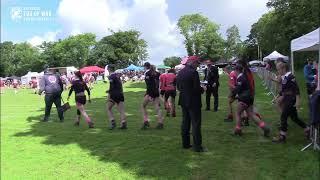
top-left (14, 82), bottom-right (196, 179)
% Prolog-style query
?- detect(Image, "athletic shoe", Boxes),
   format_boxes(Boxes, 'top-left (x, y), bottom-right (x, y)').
top-left (263, 126), bottom-right (270, 137)
top-left (109, 120), bottom-right (116, 130)
top-left (234, 128), bottom-right (242, 136)
top-left (42, 118), bottom-right (49, 122)
top-left (244, 118), bottom-right (249, 126)
top-left (119, 122), bottom-right (127, 129)
top-left (272, 135), bottom-right (286, 143)
top-left (141, 121), bottom-right (150, 130)
top-left (205, 108), bottom-right (210, 111)
top-left (183, 145), bottom-right (192, 149)
top-left (156, 123), bottom-right (164, 129)
top-left (193, 146), bottom-right (208, 152)
top-left (304, 128), bottom-right (310, 139)
top-left (74, 121), bottom-right (80, 126)
top-left (224, 114), bottom-right (233, 122)
top-left (224, 118), bottom-right (233, 122)
top-left (88, 122), bottom-right (94, 128)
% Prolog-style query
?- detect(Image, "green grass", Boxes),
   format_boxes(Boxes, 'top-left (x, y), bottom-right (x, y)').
top-left (1, 72), bottom-right (319, 180)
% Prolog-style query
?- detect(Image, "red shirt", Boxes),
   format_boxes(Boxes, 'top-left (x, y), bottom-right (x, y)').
top-left (228, 71), bottom-right (237, 89)
top-left (0, 80), bottom-right (4, 87)
top-left (159, 73), bottom-right (167, 90)
top-left (164, 73), bottom-right (176, 91)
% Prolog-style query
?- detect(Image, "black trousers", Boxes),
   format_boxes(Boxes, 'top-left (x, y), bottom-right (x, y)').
top-left (44, 93), bottom-right (64, 121)
top-left (280, 104), bottom-right (307, 132)
top-left (206, 86), bottom-right (218, 111)
top-left (181, 107), bottom-right (202, 149)
top-left (306, 83), bottom-right (316, 95)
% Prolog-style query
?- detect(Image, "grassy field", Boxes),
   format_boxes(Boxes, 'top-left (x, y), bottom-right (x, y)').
top-left (1, 72), bottom-right (319, 180)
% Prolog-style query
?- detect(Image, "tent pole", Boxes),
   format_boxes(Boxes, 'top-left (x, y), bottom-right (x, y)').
top-left (291, 51), bottom-right (294, 74)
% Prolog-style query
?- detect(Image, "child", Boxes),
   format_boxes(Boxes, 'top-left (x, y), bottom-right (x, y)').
top-left (106, 65), bottom-right (127, 130)
top-left (272, 63), bottom-right (310, 143)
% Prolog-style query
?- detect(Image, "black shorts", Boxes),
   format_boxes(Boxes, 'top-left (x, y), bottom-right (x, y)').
top-left (164, 90), bottom-right (176, 101)
top-left (75, 95), bottom-right (86, 105)
top-left (160, 90), bottom-right (165, 96)
top-left (146, 91), bottom-right (160, 98)
top-left (109, 94), bottom-right (125, 104)
top-left (239, 98), bottom-right (254, 107)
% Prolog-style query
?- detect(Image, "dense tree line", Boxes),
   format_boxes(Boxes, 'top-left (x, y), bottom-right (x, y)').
top-left (0, 30), bottom-right (148, 77)
top-left (242, 0), bottom-right (319, 66)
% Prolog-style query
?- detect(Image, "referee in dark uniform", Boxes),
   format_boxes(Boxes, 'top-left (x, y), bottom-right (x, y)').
top-left (204, 61), bottom-right (219, 111)
top-left (177, 56), bottom-right (206, 152)
top-left (39, 67), bottom-right (64, 122)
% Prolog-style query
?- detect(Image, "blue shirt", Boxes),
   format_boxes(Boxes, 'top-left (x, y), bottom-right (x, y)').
top-left (304, 64), bottom-right (315, 83)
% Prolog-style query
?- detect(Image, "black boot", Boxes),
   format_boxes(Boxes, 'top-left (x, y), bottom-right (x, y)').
top-left (141, 121), bottom-right (150, 130)
top-left (88, 122), bottom-right (94, 128)
top-left (272, 134), bottom-right (286, 143)
top-left (156, 123), bottom-right (164, 129)
top-left (109, 120), bottom-right (116, 130)
top-left (119, 121), bottom-right (127, 129)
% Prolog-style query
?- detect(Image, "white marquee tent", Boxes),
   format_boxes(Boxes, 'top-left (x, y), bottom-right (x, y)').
top-left (21, 72), bottom-right (42, 85)
top-left (291, 27), bottom-right (319, 87)
top-left (263, 51), bottom-right (289, 61)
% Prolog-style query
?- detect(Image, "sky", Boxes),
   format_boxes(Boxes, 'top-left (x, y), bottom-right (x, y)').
top-left (1, 0), bottom-right (269, 65)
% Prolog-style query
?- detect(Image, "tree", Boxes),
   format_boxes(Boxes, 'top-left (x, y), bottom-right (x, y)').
top-left (243, 0), bottom-right (319, 66)
top-left (177, 14), bottom-right (225, 61)
top-left (89, 30), bottom-right (148, 69)
top-left (225, 25), bottom-right (242, 60)
top-left (0, 41), bottom-right (15, 76)
top-left (39, 33), bottom-right (96, 68)
top-left (163, 56), bottom-right (181, 68)
top-left (0, 42), bottom-right (41, 76)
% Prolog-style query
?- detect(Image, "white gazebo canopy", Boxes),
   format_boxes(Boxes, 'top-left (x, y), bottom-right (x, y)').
top-left (291, 28), bottom-right (319, 52)
top-left (291, 27), bottom-right (319, 87)
top-left (263, 51), bottom-right (289, 61)
top-left (21, 71), bottom-right (41, 85)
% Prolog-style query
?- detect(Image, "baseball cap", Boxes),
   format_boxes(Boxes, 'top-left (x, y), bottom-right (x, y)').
top-left (187, 56), bottom-right (200, 63)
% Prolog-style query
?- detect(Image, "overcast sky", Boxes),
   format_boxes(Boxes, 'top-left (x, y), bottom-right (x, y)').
top-left (1, 0), bottom-right (269, 64)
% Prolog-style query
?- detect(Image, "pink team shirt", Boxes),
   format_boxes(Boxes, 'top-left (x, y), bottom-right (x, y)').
top-left (164, 73), bottom-right (176, 91)
top-left (229, 70), bottom-right (237, 89)
top-left (159, 73), bottom-right (167, 91)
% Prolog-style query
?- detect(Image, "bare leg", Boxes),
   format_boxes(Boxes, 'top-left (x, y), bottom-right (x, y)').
top-left (153, 97), bottom-right (163, 124)
top-left (142, 95), bottom-right (151, 122)
top-left (107, 100), bottom-right (115, 121)
top-left (116, 101), bottom-right (126, 123)
top-left (76, 103), bottom-right (92, 123)
top-left (235, 102), bottom-right (247, 130)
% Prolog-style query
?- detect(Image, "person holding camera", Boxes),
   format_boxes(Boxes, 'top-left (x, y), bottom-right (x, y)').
top-left (67, 71), bottom-right (94, 128)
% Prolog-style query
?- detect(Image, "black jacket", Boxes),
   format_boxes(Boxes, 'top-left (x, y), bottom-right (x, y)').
top-left (204, 66), bottom-right (219, 87)
top-left (177, 65), bottom-right (204, 108)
